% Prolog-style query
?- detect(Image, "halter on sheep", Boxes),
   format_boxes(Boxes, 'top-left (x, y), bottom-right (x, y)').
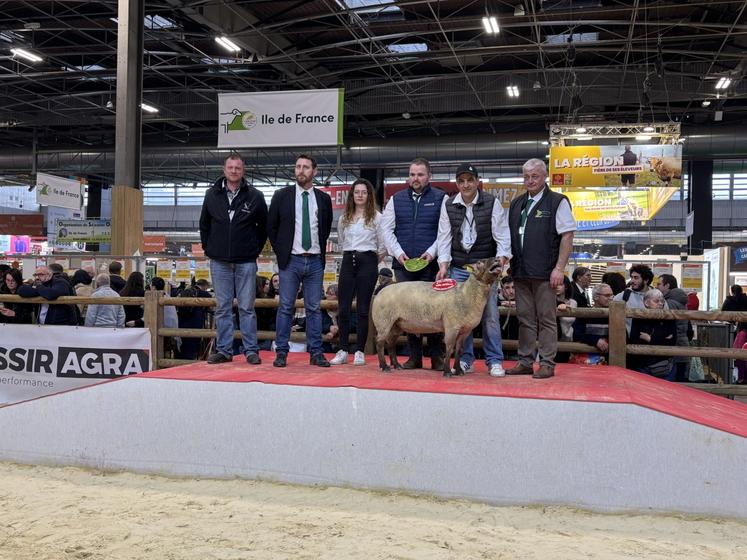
top-left (372, 257), bottom-right (503, 376)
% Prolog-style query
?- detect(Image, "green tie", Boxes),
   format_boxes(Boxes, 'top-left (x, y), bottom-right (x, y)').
top-left (301, 191), bottom-right (312, 250)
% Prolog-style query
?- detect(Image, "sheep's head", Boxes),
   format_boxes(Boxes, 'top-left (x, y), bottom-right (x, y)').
top-left (470, 257), bottom-right (503, 285)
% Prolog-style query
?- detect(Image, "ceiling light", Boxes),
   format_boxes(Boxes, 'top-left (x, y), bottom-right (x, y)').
top-left (482, 16), bottom-right (500, 34)
top-left (140, 102), bottom-right (159, 113)
top-left (105, 100), bottom-right (114, 109)
top-left (701, 100), bottom-right (711, 107)
top-left (575, 127), bottom-right (587, 133)
top-left (577, 135), bottom-right (592, 141)
top-left (541, 141), bottom-right (549, 146)
top-left (215, 36), bottom-right (240, 52)
top-left (506, 85), bottom-right (519, 98)
top-left (10, 47), bottom-right (42, 63)
top-left (643, 126), bottom-right (655, 132)
top-left (635, 135), bottom-right (652, 141)
top-left (715, 77), bottom-right (731, 90)
top-left (533, 81), bottom-right (541, 90)
top-left (401, 112), bottom-right (411, 119)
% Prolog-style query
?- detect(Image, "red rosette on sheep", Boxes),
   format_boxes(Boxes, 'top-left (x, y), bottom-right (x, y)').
top-left (431, 279), bottom-right (457, 291)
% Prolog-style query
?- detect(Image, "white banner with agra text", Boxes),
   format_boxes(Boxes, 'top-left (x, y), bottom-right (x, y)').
top-left (0, 324), bottom-right (151, 406)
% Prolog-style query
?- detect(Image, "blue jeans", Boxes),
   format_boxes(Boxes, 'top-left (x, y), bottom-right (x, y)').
top-left (450, 265), bottom-right (503, 367)
top-left (276, 254), bottom-right (324, 355)
top-left (210, 259), bottom-right (259, 357)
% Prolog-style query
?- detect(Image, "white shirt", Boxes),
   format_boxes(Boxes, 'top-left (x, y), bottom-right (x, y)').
top-left (519, 186), bottom-right (576, 248)
top-left (436, 191), bottom-right (512, 265)
top-left (292, 184), bottom-right (321, 255)
top-left (380, 192), bottom-right (438, 260)
top-left (337, 212), bottom-right (386, 256)
top-left (225, 180), bottom-right (239, 221)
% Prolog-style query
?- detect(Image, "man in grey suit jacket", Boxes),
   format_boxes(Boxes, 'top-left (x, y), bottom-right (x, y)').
top-left (267, 154), bottom-right (333, 368)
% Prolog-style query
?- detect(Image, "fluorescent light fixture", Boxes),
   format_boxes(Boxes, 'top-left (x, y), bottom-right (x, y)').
top-left (643, 125), bottom-right (655, 132)
top-left (482, 16), bottom-right (499, 34)
top-left (506, 85), bottom-right (519, 97)
top-left (10, 47), bottom-right (42, 63)
top-left (702, 100), bottom-right (711, 107)
top-left (635, 135), bottom-right (652, 141)
top-left (140, 102), bottom-right (159, 113)
top-left (715, 77), bottom-right (731, 90)
top-left (575, 126), bottom-right (587, 133)
top-left (215, 36), bottom-right (240, 52)
top-left (541, 141), bottom-right (549, 146)
top-left (577, 135), bottom-right (592, 141)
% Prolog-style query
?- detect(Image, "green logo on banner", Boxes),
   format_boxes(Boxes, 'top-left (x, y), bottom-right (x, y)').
top-left (222, 108), bottom-right (257, 133)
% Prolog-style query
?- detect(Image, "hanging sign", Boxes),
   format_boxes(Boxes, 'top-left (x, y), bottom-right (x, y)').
top-left (218, 88), bottom-right (344, 148)
top-left (36, 172), bottom-right (84, 210)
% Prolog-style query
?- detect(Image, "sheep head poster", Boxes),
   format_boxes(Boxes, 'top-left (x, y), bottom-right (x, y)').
top-left (549, 144), bottom-right (682, 189)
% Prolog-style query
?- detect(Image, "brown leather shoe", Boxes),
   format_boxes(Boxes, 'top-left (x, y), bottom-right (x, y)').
top-left (532, 365), bottom-right (554, 379)
top-left (506, 363), bottom-right (534, 375)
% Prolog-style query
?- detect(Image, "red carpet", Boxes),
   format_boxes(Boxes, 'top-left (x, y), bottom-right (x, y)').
top-left (140, 352), bottom-right (747, 438)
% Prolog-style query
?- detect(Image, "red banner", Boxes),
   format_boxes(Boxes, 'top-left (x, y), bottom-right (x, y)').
top-left (0, 214), bottom-right (44, 236)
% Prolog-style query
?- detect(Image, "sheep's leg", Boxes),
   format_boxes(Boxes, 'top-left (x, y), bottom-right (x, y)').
top-left (452, 330), bottom-right (468, 376)
top-left (377, 330), bottom-right (391, 372)
top-left (442, 327), bottom-right (459, 377)
top-left (387, 327), bottom-right (402, 370)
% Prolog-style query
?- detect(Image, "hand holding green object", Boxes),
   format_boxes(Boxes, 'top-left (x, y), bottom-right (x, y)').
top-left (403, 257), bottom-right (428, 272)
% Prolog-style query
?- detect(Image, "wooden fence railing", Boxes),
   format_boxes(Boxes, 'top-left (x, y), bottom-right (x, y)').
top-left (2, 293), bottom-right (746, 397)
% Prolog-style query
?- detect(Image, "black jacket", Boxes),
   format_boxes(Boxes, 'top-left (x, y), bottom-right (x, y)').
top-left (199, 177), bottom-right (268, 263)
top-left (0, 285), bottom-right (33, 324)
top-left (572, 283), bottom-right (590, 308)
top-left (110, 274), bottom-right (126, 293)
top-left (17, 275), bottom-right (77, 325)
top-left (267, 185), bottom-right (333, 270)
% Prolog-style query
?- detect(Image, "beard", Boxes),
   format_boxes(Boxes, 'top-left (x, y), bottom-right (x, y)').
top-left (296, 174), bottom-right (311, 187)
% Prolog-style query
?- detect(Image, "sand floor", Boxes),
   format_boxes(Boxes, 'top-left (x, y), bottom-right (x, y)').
top-left (0, 462), bottom-right (744, 560)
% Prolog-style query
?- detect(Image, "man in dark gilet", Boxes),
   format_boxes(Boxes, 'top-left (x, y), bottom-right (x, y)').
top-left (435, 163), bottom-right (511, 377)
top-left (506, 159), bottom-right (576, 379)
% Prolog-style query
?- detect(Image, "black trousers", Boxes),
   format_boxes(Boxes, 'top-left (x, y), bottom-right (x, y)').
top-left (337, 251), bottom-right (378, 353)
top-left (393, 260), bottom-right (445, 360)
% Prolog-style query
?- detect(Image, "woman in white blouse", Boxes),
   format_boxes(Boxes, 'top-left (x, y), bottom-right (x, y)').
top-left (330, 178), bottom-right (386, 366)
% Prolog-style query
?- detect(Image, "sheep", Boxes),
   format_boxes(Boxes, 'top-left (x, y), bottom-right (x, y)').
top-left (372, 257), bottom-right (503, 376)
top-left (647, 156), bottom-right (681, 186)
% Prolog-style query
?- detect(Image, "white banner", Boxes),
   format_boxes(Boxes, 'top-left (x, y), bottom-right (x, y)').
top-left (0, 324), bottom-right (151, 406)
top-left (218, 88), bottom-right (344, 148)
top-left (36, 172), bottom-right (83, 210)
top-left (56, 219), bottom-right (112, 244)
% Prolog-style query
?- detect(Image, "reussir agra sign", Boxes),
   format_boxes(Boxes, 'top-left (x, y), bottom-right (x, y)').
top-left (218, 89), bottom-right (344, 148)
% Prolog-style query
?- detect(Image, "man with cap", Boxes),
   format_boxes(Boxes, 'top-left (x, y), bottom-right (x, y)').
top-left (436, 163), bottom-right (511, 377)
top-left (374, 267), bottom-right (394, 295)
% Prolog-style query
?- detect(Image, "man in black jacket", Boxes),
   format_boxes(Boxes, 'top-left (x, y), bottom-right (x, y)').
top-left (199, 153), bottom-right (268, 365)
top-left (571, 266), bottom-right (592, 308)
top-left (18, 266), bottom-right (77, 325)
top-left (267, 154), bottom-right (333, 368)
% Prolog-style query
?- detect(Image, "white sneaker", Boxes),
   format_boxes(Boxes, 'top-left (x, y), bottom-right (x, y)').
top-left (353, 351), bottom-right (366, 366)
top-left (489, 363), bottom-right (506, 377)
top-left (330, 350), bottom-right (348, 365)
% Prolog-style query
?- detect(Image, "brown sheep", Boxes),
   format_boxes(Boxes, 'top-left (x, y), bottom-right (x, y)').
top-left (372, 258), bottom-right (503, 376)
top-left (648, 156), bottom-right (681, 186)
